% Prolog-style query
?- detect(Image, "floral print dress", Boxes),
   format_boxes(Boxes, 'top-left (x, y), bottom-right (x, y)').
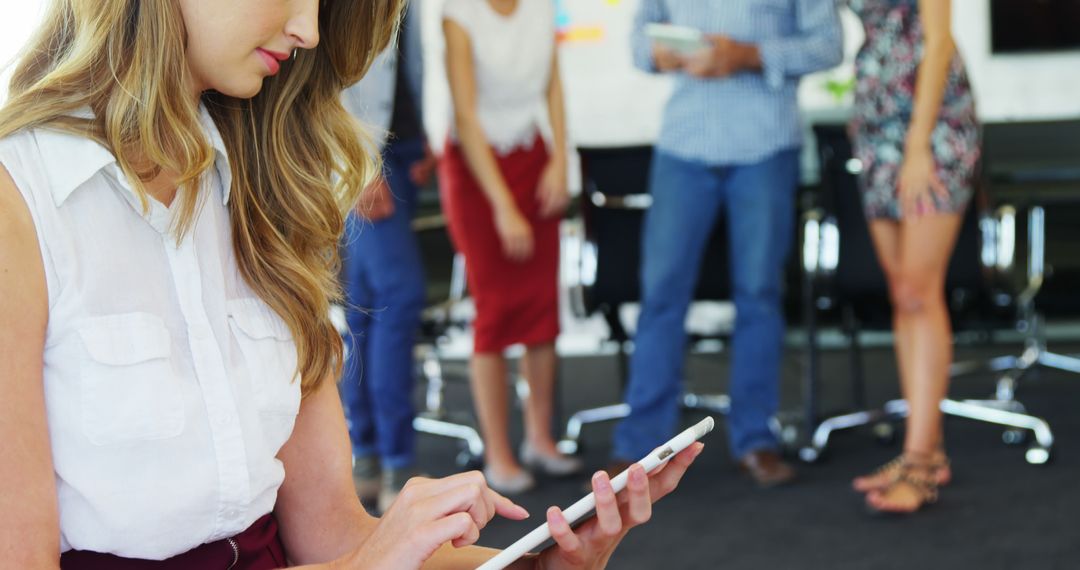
top-left (849, 0), bottom-right (981, 219)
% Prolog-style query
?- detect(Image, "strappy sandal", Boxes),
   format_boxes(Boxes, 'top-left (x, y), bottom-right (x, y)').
top-left (852, 452), bottom-right (951, 494)
top-left (865, 459), bottom-right (942, 515)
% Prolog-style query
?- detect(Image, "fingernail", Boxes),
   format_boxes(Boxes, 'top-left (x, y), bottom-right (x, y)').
top-left (516, 505), bottom-right (530, 518)
top-left (593, 471), bottom-right (610, 491)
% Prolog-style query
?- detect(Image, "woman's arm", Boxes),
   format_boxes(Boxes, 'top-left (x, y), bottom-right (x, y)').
top-left (537, 49), bottom-right (570, 219)
top-left (274, 375), bottom-right (375, 565)
top-left (897, 0), bottom-right (956, 216)
top-left (442, 17), bottom-right (533, 261)
top-left (0, 165), bottom-right (60, 569)
top-left (545, 52), bottom-right (568, 168)
top-left (276, 377), bottom-right (530, 569)
top-left (907, 0), bottom-right (956, 155)
top-left (442, 18), bottom-right (513, 214)
top-left (278, 373), bottom-right (703, 569)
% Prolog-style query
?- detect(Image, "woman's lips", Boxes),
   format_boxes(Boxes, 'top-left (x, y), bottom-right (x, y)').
top-left (256, 48), bottom-right (288, 75)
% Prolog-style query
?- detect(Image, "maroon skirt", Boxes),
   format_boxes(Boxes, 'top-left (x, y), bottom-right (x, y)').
top-left (438, 136), bottom-right (561, 353)
top-left (60, 514), bottom-right (287, 569)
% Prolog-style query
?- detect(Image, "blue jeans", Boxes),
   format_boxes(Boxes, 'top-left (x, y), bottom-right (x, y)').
top-left (612, 148), bottom-right (799, 461)
top-left (340, 138), bottom-right (427, 470)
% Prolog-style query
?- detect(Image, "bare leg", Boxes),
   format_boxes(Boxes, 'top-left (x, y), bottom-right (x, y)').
top-left (893, 212), bottom-right (963, 455)
top-left (470, 352), bottom-right (525, 478)
top-left (855, 219), bottom-right (951, 492)
top-left (520, 342), bottom-right (561, 455)
top-left (867, 221), bottom-right (912, 401)
top-left (519, 342), bottom-right (582, 478)
top-left (867, 211), bottom-right (964, 511)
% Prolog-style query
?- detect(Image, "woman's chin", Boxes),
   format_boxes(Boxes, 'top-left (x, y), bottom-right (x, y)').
top-left (213, 77), bottom-right (267, 100)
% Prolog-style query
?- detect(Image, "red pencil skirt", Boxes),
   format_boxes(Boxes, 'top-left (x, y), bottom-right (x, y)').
top-left (438, 136), bottom-right (560, 353)
top-left (60, 513), bottom-right (287, 569)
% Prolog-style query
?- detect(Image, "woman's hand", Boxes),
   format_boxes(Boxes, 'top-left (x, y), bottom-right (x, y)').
top-left (537, 158), bottom-right (570, 220)
top-left (494, 201), bottom-right (535, 261)
top-left (897, 146), bottom-right (949, 219)
top-left (355, 176), bottom-right (395, 222)
top-left (409, 144), bottom-right (439, 188)
top-left (350, 471), bottom-right (529, 569)
top-left (534, 442), bottom-right (705, 570)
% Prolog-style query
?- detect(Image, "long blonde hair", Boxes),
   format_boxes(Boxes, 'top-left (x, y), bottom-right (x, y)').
top-left (0, 0), bottom-right (403, 396)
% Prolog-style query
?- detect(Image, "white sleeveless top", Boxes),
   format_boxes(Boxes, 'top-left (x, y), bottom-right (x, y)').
top-left (443, 0), bottom-right (554, 154)
top-left (0, 108), bottom-right (301, 560)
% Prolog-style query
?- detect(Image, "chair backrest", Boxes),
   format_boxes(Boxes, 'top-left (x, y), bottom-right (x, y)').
top-left (576, 146), bottom-right (731, 318)
top-left (982, 120), bottom-right (1080, 316)
top-left (813, 124), bottom-right (988, 328)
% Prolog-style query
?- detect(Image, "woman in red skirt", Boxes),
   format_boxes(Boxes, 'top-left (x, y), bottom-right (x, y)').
top-left (442, 0), bottom-right (583, 493)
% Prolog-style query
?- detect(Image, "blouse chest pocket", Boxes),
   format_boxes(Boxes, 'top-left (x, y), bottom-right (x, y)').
top-left (227, 299), bottom-right (302, 420)
top-left (77, 313), bottom-right (185, 446)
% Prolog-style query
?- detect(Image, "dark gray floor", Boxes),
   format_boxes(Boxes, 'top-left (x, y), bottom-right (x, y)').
top-left (411, 342), bottom-right (1080, 569)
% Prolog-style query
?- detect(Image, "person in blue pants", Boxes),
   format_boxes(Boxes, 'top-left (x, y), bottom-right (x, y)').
top-left (339, 2), bottom-right (434, 513)
top-left (609, 0), bottom-right (843, 487)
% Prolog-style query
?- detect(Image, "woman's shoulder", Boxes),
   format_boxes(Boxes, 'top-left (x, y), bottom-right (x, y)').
top-left (1, 122), bottom-right (110, 164)
top-left (0, 129), bottom-right (48, 197)
top-left (0, 127), bottom-right (38, 155)
top-left (0, 125), bottom-right (116, 210)
top-left (442, 0), bottom-right (477, 17)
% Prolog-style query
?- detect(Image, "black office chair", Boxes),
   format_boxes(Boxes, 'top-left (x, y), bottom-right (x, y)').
top-left (949, 121), bottom-right (1080, 413)
top-left (407, 211), bottom-right (486, 469)
top-left (798, 124), bottom-right (1054, 464)
top-left (558, 146), bottom-right (736, 455)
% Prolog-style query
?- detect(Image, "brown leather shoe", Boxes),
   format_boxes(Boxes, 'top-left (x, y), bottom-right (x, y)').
top-left (737, 450), bottom-right (797, 488)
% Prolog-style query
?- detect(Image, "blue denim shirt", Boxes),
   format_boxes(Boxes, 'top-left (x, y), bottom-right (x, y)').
top-left (632, 0), bottom-right (843, 165)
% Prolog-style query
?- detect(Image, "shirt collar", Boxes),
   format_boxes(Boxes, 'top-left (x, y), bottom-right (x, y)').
top-left (38, 105), bottom-right (233, 207)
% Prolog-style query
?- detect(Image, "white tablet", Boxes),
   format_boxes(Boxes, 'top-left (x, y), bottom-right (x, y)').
top-left (476, 417), bottom-right (716, 570)
top-left (645, 23), bottom-right (709, 55)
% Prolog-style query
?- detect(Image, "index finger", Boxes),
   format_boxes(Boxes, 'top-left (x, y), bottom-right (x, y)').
top-left (413, 471), bottom-right (529, 519)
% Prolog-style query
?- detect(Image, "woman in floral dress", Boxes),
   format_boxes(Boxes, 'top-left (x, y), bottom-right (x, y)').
top-left (848, 0), bottom-right (980, 514)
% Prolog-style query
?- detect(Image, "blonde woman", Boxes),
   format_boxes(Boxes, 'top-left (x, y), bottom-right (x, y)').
top-left (0, 0), bottom-right (701, 568)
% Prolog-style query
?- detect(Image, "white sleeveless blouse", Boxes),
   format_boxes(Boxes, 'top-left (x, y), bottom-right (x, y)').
top-left (443, 0), bottom-right (555, 154)
top-left (0, 108), bottom-right (301, 560)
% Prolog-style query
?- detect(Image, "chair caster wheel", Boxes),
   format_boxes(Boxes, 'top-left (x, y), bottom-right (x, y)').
top-left (1002, 429), bottom-right (1027, 446)
top-left (780, 425), bottom-right (801, 447)
top-left (556, 439), bottom-right (580, 455)
top-left (872, 422), bottom-right (897, 445)
top-left (1025, 447), bottom-right (1051, 465)
top-left (457, 451), bottom-right (483, 471)
top-left (799, 447), bottom-right (822, 463)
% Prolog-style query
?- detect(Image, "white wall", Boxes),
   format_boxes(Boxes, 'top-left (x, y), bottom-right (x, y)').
top-left (954, 0), bottom-right (1080, 122)
top-left (0, 1), bottom-right (47, 104)
top-left (803, 0), bottom-right (1080, 124)
top-left (5, 0), bottom-right (1077, 125)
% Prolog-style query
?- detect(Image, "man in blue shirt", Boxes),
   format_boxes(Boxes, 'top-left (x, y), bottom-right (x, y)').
top-left (611, 0), bottom-right (843, 486)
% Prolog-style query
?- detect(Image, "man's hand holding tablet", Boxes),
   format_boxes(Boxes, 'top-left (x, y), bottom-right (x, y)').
top-left (645, 23), bottom-right (762, 78)
top-left (645, 23), bottom-right (704, 72)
